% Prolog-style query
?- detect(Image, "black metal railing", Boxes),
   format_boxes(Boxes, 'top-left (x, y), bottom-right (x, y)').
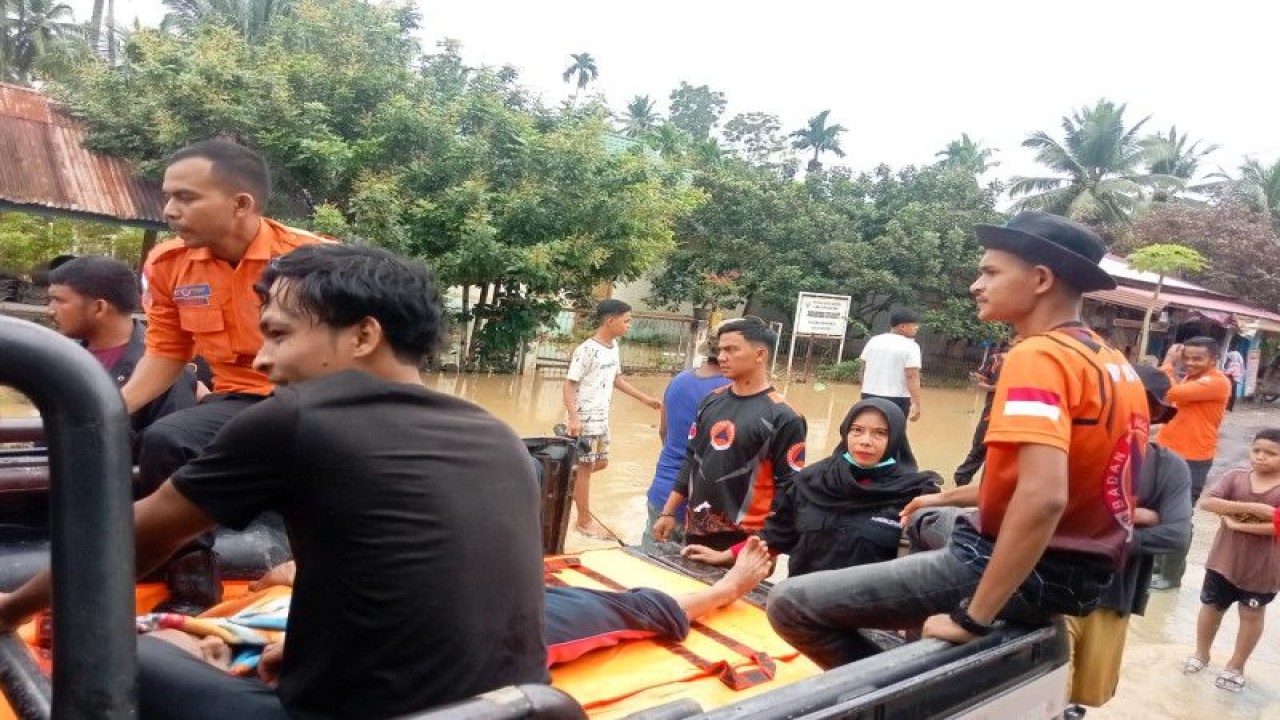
top-left (0, 315), bottom-right (137, 719)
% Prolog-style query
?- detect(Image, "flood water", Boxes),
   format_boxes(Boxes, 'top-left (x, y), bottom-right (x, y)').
top-left (3, 373), bottom-right (1278, 718)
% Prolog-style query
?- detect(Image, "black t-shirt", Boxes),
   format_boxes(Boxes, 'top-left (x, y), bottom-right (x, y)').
top-left (672, 386), bottom-right (807, 549)
top-left (173, 370), bottom-right (548, 718)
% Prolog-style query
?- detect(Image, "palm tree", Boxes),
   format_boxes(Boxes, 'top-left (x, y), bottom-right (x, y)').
top-left (4, 0), bottom-right (84, 85)
top-left (161, 0), bottom-right (293, 41)
top-left (1205, 158), bottom-right (1280, 229)
top-left (936, 133), bottom-right (997, 174)
top-left (790, 109), bottom-right (846, 172)
top-left (1142, 126), bottom-right (1218, 202)
top-left (1009, 99), bottom-right (1179, 225)
top-left (87, 0), bottom-right (103, 47)
top-left (561, 51), bottom-right (597, 104)
top-left (621, 95), bottom-right (658, 138)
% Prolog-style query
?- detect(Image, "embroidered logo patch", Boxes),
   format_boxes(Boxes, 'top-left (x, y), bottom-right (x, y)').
top-left (173, 284), bottom-right (212, 306)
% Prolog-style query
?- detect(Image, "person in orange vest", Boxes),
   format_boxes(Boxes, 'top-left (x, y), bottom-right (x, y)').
top-left (1150, 336), bottom-right (1232, 590)
top-left (768, 211), bottom-right (1149, 668)
top-left (123, 139), bottom-right (327, 612)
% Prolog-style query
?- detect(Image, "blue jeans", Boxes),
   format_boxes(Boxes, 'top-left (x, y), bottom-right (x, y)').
top-left (767, 508), bottom-right (1061, 669)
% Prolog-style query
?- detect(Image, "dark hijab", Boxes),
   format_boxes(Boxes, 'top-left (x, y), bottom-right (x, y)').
top-left (798, 398), bottom-right (940, 510)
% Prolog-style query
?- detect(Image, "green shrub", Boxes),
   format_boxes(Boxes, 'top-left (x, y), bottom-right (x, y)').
top-left (816, 359), bottom-right (863, 383)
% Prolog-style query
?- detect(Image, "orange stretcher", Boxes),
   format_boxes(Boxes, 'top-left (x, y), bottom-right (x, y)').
top-left (547, 548), bottom-right (821, 718)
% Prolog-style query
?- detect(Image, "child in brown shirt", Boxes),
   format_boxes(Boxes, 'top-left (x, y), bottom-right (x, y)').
top-left (1182, 428), bottom-right (1280, 692)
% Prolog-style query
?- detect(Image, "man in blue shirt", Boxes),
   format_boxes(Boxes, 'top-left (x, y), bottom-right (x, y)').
top-left (641, 334), bottom-right (731, 550)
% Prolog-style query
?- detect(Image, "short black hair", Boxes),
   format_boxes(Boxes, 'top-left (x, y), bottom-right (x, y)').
top-left (169, 139), bottom-right (272, 209)
top-left (1183, 336), bottom-right (1220, 359)
top-left (1255, 428), bottom-right (1280, 445)
top-left (47, 256), bottom-right (139, 313)
top-left (716, 315), bottom-right (776, 353)
top-left (595, 298), bottom-right (631, 322)
top-left (890, 308), bottom-right (920, 327)
top-left (255, 244), bottom-right (444, 364)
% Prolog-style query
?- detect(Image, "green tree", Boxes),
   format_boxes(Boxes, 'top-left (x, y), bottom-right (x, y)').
top-left (620, 94), bottom-right (658, 138)
top-left (1125, 200), bottom-right (1280, 309)
top-left (3, 0), bottom-right (86, 84)
top-left (667, 81), bottom-right (725, 140)
top-left (1010, 99), bottom-right (1178, 225)
top-left (722, 111), bottom-right (788, 167)
top-left (1205, 157), bottom-right (1280, 229)
top-left (0, 211), bottom-right (143, 273)
top-left (1128, 243), bottom-right (1207, 355)
top-left (935, 133), bottom-right (997, 174)
top-left (560, 51), bottom-right (597, 103)
top-left (1143, 126), bottom-right (1218, 181)
top-left (790, 109), bottom-right (846, 172)
top-left (160, 0), bottom-right (295, 41)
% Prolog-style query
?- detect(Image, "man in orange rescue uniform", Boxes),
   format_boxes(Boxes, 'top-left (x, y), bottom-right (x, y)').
top-left (124, 139), bottom-right (325, 611)
top-left (768, 211), bottom-right (1150, 668)
top-left (1149, 335), bottom-right (1232, 590)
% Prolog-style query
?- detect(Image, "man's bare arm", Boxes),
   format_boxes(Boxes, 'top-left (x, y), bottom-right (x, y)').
top-left (905, 367), bottom-right (922, 421)
top-left (121, 356), bottom-right (190, 413)
top-left (0, 481), bottom-right (217, 629)
top-left (614, 375), bottom-right (661, 409)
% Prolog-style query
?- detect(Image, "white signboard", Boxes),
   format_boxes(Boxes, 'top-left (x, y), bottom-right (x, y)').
top-left (794, 293), bottom-right (852, 337)
top-left (786, 292), bottom-right (853, 376)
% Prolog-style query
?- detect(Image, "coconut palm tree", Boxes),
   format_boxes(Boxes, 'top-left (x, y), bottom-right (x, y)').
top-left (1009, 99), bottom-right (1179, 225)
top-left (161, 0), bottom-right (293, 41)
top-left (1205, 158), bottom-right (1280, 229)
top-left (4, 0), bottom-right (84, 85)
top-left (790, 110), bottom-right (846, 172)
top-left (1143, 126), bottom-right (1218, 180)
top-left (621, 94), bottom-right (658, 138)
top-left (561, 51), bottom-right (597, 105)
top-left (935, 133), bottom-right (998, 174)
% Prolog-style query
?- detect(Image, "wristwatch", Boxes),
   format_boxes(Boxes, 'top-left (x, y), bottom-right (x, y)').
top-left (949, 598), bottom-right (994, 637)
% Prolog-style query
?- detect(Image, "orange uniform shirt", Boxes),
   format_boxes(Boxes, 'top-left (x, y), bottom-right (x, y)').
top-left (980, 326), bottom-right (1150, 566)
top-left (142, 218), bottom-right (327, 396)
top-left (1156, 365), bottom-right (1230, 462)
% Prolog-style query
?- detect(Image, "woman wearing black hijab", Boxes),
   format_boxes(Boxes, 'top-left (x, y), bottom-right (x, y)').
top-left (685, 397), bottom-right (941, 577)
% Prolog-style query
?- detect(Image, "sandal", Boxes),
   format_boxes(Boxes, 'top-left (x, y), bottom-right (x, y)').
top-left (1214, 669), bottom-right (1245, 693)
top-left (1181, 656), bottom-right (1208, 675)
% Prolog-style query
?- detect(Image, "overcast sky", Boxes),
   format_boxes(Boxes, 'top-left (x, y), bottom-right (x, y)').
top-left (72, 1), bottom-right (1280, 182)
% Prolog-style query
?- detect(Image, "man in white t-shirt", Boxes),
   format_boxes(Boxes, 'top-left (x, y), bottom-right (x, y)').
top-left (562, 299), bottom-right (662, 538)
top-left (858, 308), bottom-right (923, 421)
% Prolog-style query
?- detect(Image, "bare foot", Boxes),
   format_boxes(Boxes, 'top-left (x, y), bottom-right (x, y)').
top-left (575, 521), bottom-right (613, 540)
top-left (715, 536), bottom-right (771, 598)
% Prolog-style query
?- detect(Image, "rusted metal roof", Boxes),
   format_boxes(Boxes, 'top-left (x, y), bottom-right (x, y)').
top-left (0, 83), bottom-right (165, 228)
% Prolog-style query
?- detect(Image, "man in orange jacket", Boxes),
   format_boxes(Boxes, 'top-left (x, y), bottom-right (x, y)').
top-left (1151, 336), bottom-right (1232, 590)
top-left (124, 139), bottom-right (326, 611)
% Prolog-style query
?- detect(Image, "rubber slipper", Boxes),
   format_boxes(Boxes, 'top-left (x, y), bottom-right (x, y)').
top-left (1181, 656), bottom-right (1207, 675)
top-left (1214, 669), bottom-right (1245, 692)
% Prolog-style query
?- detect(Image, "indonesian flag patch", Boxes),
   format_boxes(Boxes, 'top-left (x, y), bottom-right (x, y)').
top-left (1004, 387), bottom-right (1062, 421)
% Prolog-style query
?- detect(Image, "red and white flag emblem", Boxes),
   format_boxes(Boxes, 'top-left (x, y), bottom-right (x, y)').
top-left (1004, 387), bottom-right (1062, 421)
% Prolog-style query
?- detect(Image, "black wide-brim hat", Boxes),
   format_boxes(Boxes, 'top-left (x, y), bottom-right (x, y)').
top-left (974, 211), bottom-right (1116, 293)
top-left (1134, 364), bottom-right (1178, 424)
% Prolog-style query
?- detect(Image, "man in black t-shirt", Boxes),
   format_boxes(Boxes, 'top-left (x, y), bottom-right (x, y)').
top-left (0, 245), bottom-right (548, 719)
top-left (652, 317), bottom-right (807, 551)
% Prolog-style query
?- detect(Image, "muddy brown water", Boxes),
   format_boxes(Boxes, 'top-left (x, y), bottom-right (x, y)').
top-left (3, 376), bottom-right (1278, 718)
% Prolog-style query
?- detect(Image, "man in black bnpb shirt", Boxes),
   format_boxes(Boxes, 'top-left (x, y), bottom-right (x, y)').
top-left (652, 317), bottom-right (807, 551)
top-left (0, 245), bottom-right (548, 719)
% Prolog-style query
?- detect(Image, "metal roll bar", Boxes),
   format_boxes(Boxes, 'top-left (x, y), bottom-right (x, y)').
top-left (0, 315), bottom-right (137, 719)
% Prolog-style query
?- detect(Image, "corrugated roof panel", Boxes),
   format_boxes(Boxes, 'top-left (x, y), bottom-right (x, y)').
top-left (0, 82), bottom-right (165, 227)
